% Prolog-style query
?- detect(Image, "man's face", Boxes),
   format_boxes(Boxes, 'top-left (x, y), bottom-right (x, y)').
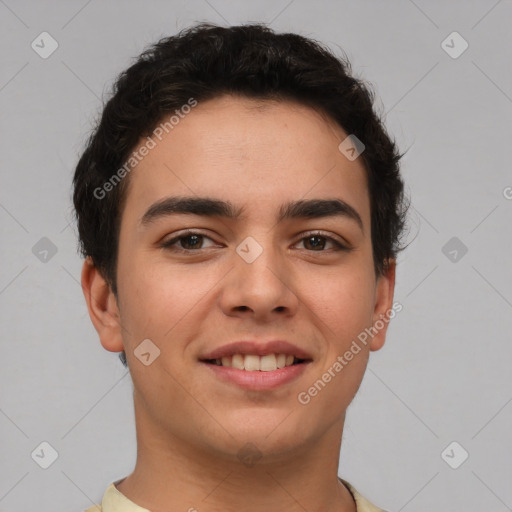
top-left (107, 95), bottom-right (394, 459)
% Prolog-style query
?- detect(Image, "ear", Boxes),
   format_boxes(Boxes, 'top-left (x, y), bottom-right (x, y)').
top-left (369, 259), bottom-right (396, 352)
top-left (81, 256), bottom-right (124, 353)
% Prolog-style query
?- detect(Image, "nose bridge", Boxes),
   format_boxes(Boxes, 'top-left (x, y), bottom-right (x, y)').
top-left (221, 231), bottom-right (298, 316)
top-left (236, 232), bottom-right (284, 287)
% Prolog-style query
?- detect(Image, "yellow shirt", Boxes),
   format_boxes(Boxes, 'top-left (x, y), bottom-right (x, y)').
top-left (85, 478), bottom-right (388, 512)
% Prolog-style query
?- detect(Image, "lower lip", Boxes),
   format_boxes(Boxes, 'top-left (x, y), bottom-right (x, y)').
top-left (202, 362), bottom-right (310, 390)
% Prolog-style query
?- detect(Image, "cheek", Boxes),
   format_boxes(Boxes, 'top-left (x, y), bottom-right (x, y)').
top-left (297, 271), bottom-right (374, 418)
top-left (306, 268), bottom-right (375, 346)
top-left (117, 256), bottom-right (217, 344)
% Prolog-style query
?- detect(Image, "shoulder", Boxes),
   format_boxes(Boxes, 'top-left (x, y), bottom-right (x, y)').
top-left (340, 478), bottom-right (390, 512)
top-left (83, 481), bottom-right (151, 512)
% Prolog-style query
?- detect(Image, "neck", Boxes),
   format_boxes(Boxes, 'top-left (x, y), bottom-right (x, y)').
top-left (116, 400), bottom-right (357, 512)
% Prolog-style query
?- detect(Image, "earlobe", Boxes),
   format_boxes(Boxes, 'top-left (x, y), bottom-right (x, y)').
top-left (81, 257), bottom-right (124, 353)
top-left (369, 259), bottom-right (396, 352)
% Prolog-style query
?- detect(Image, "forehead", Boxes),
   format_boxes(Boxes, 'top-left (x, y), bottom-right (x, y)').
top-left (121, 95), bottom-right (370, 229)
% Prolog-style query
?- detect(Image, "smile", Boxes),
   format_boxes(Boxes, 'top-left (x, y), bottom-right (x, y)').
top-left (204, 353), bottom-right (307, 371)
top-left (201, 356), bottom-right (311, 391)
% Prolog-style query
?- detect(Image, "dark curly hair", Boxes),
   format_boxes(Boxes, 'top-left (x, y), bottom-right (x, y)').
top-left (73, 22), bottom-right (409, 301)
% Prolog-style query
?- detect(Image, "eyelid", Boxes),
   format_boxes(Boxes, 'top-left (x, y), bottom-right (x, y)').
top-left (294, 230), bottom-right (352, 251)
top-left (160, 229), bottom-right (351, 253)
top-left (296, 230), bottom-right (349, 246)
top-left (160, 229), bottom-right (219, 248)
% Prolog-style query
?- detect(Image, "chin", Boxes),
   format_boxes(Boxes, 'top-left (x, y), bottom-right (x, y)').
top-left (218, 410), bottom-right (314, 454)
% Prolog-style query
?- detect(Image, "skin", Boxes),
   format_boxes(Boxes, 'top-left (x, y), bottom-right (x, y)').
top-left (81, 95), bottom-right (396, 512)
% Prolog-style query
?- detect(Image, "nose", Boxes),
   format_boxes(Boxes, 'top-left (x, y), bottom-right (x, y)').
top-left (219, 237), bottom-right (299, 322)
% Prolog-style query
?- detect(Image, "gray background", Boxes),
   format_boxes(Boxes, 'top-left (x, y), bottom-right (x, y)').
top-left (1, 1), bottom-right (511, 511)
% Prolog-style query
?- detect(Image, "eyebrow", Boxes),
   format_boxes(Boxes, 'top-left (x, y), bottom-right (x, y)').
top-left (140, 196), bottom-right (364, 232)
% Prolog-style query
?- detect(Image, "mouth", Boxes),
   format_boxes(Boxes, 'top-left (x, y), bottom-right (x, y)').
top-left (201, 354), bottom-right (311, 372)
top-left (199, 342), bottom-right (313, 390)
top-left (198, 340), bottom-right (313, 389)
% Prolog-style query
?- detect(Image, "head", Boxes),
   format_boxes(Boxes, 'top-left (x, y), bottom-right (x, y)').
top-left (74, 23), bottom-right (408, 461)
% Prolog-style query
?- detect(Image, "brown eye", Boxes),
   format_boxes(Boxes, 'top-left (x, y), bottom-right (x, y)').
top-left (303, 235), bottom-right (327, 250)
top-left (160, 231), bottom-right (217, 252)
top-left (297, 233), bottom-right (349, 252)
top-left (177, 234), bottom-right (203, 250)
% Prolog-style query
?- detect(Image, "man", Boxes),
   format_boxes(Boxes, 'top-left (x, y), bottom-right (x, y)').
top-left (74, 22), bottom-right (408, 512)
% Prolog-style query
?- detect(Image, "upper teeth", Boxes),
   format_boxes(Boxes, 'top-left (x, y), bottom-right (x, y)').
top-left (215, 354), bottom-right (296, 371)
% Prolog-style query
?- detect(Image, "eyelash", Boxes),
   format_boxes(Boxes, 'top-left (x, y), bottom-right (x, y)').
top-left (160, 230), bottom-right (351, 254)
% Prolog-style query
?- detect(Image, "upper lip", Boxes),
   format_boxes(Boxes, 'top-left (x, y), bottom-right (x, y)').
top-left (200, 340), bottom-right (313, 361)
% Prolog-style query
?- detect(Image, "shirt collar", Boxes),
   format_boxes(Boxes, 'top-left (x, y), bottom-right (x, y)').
top-left (98, 477), bottom-right (386, 512)
top-left (100, 480), bottom-right (149, 512)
